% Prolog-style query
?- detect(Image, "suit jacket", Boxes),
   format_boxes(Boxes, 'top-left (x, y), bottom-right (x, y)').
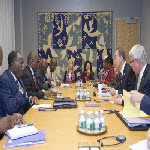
top-left (36, 68), bottom-right (49, 90)
top-left (136, 64), bottom-right (150, 97)
top-left (107, 75), bottom-right (119, 89)
top-left (22, 66), bottom-right (44, 99)
top-left (117, 63), bottom-right (136, 94)
top-left (0, 70), bottom-right (31, 117)
top-left (140, 94), bottom-right (150, 115)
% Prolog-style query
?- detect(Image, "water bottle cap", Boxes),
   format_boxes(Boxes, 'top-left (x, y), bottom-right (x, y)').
top-left (80, 110), bottom-right (84, 114)
top-left (100, 110), bottom-right (104, 114)
top-left (95, 111), bottom-right (99, 115)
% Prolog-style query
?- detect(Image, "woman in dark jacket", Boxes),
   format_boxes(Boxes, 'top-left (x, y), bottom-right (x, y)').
top-left (80, 60), bottom-right (95, 83)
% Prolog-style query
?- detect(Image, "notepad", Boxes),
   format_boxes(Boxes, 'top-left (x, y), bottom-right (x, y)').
top-left (32, 104), bottom-right (51, 108)
top-left (4, 130), bottom-right (45, 148)
top-left (6, 125), bottom-right (38, 140)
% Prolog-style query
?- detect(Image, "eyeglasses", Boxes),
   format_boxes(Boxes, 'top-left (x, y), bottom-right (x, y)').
top-left (130, 59), bottom-right (136, 64)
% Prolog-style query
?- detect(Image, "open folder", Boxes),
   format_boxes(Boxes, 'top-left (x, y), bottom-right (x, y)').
top-left (120, 90), bottom-right (148, 117)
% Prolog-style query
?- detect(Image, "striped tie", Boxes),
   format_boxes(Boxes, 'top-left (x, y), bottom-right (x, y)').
top-left (137, 75), bottom-right (140, 91)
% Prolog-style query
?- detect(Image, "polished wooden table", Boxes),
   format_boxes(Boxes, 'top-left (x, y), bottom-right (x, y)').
top-left (0, 83), bottom-right (147, 150)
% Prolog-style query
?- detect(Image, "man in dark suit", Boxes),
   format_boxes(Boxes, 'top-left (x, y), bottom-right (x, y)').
top-left (114, 45), bottom-right (150, 107)
top-left (128, 44), bottom-right (150, 114)
top-left (0, 51), bottom-right (38, 117)
top-left (22, 52), bottom-right (52, 99)
top-left (107, 48), bottom-right (136, 96)
top-left (36, 59), bottom-right (50, 90)
top-left (0, 49), bottom-right (29, 140)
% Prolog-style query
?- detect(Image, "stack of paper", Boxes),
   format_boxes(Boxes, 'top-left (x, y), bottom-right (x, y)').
top-left (4, 130), bottom-right (45, 148)
top-left (129, 139), bottom-right (149, 150)
top-left (6, 125), bottom-right (38, 140)
top-left (60, 84), bottom-right (70, 87)
top-left (32, 104), bottom-right (51, 108)
top-left (120, 90), bottom-right (148, 117)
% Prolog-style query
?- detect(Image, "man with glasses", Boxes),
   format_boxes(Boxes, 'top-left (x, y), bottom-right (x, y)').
top-left (46, 58), bottom-right (61, 87)
top-left (107, 48), bottom-right (136, 103)
top-left (0, 51), bottom-right (38, 116)
top-left (22, 52), bottom-right (53, 99)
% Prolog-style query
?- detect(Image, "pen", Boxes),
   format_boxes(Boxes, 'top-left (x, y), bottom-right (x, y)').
top-left (18, 123), bottom-right (33, 128)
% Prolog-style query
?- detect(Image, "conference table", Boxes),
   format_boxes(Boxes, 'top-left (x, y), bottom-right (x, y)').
top-left (0, 83), bottom-right (147, 150)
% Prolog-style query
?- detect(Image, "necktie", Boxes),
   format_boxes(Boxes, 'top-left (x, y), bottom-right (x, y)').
top-left (137, 75), bottom-right (140, 91)
top-left (34, 74), bottom-right (37, 89)
top-left (16, 80), bottom-right (21, 89)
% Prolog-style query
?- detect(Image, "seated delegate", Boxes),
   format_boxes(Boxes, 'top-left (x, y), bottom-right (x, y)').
top-left (80, 60), bottom-right (95, 83)
top-left (63, 59), bottom-right (77, 83)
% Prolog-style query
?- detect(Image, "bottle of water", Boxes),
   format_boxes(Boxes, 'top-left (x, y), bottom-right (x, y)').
top-left (82, 89), bottom-right (85, 100)
top-left (89, 80), bottom-right (92, 88)
top-left (84, 89), bottom-right (87, 100)
top-left (86, 111), bottom-right (94, 133)
top-left (78, 110), bottom-right (86, 131)
top-left (86, 89), bottom-right (90, 100)
top-left (93, 111), bottom-right (100, 133)
top-left (99, 110), bottom-right (105, 132)
top-left (81, 80), bottom-right (83, 87)
top-left (80, 89), bottom-right (83, 100)
top-left (76, 89), bottom-right (79, 100)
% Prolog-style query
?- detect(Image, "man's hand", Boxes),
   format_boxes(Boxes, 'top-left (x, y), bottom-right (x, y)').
top-left (20, 87), bottom-right (24, 94)
top-left (30, 96), bottom-right (39, 105)
top-left (0, 115), bottom-right (14, 134)
top-left (12, 113), bottom-right (27, 126)
top-left (113, 94), bottom-right (122, 105)
top-left (129, 90), bottom-right (144, 107)
top-left (44, 89), bottom-right (52, 97)
top-left (147, 129), bottom-right (150, 148)
top-left (102, 83), bottom-right (108, 88)
top-left (56, 82), bottom-right (61, 86)
top-left (107, 87), bottom-right (116, 96)
top-left (47, 77), bottom-right (51, 84)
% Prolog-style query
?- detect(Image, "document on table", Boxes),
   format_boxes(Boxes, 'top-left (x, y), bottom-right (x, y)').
top-left (129, 139), bottom-right (149, 150)
top-left (4, 130), bottom-right (45, 148)
top-left (120, 90), bottom-right (148, 117)
top-left (6, 125), bottom-right (38, 140)
top-left (32, 104), bottom-right (51, 108)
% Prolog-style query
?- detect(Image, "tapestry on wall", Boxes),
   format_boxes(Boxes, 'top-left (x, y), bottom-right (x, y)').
top-left (38, 12), bottom-right (112, 81)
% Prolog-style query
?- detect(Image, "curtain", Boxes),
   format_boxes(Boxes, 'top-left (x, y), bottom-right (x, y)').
top-left (0, 0), bottom-right (15, 73)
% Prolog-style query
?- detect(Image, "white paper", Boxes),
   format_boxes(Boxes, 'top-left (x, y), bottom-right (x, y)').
top-left (32, 104), bottom-right (51, 108)
top-left (129, 139), bottom-right (149, 150)
top-left (6, 126), bottom-right (38, 140)
top-left (60, 84), bottom-right (69, 87)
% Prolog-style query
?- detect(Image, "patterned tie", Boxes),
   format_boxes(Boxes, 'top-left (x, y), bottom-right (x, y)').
top-left (34, 74), bottom-right (37, 89)
top-left (16, 80), bottom-right (21, 89)
top-left (137, 75), bottom-right (140, 91)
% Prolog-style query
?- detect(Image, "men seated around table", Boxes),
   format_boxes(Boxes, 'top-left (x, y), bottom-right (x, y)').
top-left (99, 55), bottom-right (114, 84)
top-left (0, 51), bottom-right (38, 116)
top-left (0, 113), bottom-right (26, 140)
top-left (0, 48), bottom-right (27, 140)
top-left (106, 48), bottom-right (136, 96)
top-left (36, 59), bottom-right (50, 90)
top-left (98, 55), bottom-right (109, 81)
top-left (63, 59), bottom-right (77, 83)
top-left (22, 51), bottom-right (53, 99)
top-left (80, 60), bottom-right (95, 83)
top-left (113, 44), bottom-right (150, 105)
top-left (46, 58), bottom-right (61, 87)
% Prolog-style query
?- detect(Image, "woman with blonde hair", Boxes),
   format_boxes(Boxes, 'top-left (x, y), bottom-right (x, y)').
top-left (63, 59), bottom-right (77, 83)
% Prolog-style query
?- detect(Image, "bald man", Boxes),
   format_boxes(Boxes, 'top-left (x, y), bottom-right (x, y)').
top-left (36, 59), bottom-right (50, 90)
top-left (22, 51), bottom-right (52, 99)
